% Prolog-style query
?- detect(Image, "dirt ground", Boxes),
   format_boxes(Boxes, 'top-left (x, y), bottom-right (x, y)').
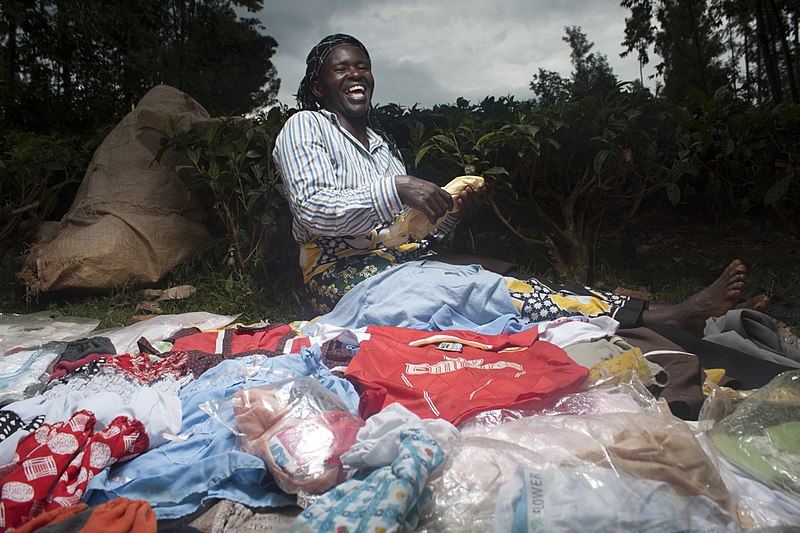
top-left (583, 208), bottom-right (800, 343)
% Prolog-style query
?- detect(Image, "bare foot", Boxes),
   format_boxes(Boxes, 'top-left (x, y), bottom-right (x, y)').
top-left (736, 294), bottom-right (770, 312)
top-left (642, 259), bottom-right (769, 336)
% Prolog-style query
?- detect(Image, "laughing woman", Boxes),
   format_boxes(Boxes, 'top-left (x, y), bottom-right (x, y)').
top-left (273, 33), bottom-right (768, 333)
top-left (273, 33), bottom-right (484, 313)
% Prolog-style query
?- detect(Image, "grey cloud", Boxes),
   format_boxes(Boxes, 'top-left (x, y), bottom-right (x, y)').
top-left (256, 0), bottom-right (657, 108)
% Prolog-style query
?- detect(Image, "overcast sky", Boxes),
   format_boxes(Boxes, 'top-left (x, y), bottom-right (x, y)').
top-left (253, 0), bottom-right (657, 108)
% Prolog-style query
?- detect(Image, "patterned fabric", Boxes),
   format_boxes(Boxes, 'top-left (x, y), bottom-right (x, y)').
top-left (103, 352), bottom-right (189, 384)
top-left (587, 347), bottom-right (654, 386)
top-left (48, 354), bottom-right (108, 382)
top-left (293, 429), bottom-right (443, 533)
top-left (0, 412), bottom-right (44, 444)
top-left (47, 416), bottom-right (149, 510)
top-left (0, 410), bottom-right (148, 531)
top-left (505, 276), bottom-right (632, 325)
top-left (306, 240), bottom-right (432, 313)
top-left (319, 339), bottom-right (361, 375)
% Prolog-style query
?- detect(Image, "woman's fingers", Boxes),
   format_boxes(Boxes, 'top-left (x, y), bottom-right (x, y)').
top-left (395, 175), bottom-right (453, 223)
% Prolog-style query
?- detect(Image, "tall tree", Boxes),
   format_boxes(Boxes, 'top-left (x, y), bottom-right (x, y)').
top-left (529, 68), bottom-right (571, 106)
top-left (0, 0), bottom-right (280, 132)
top-left (564, 26), bottom-right (619, 95)
top-left (623, 0), bottom-right (800, 103)
top-left (620, 0), bottom-right (655, 84)
top-left (621, 0), bottom-right (728, 99)
top-left (530, 26), bottom-right (618, 104)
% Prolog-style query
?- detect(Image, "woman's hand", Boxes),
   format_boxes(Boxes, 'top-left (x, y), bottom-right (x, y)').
top-left (454, 184), bottom-right (486, 219)
top-left (395, 175), bottom-right (453, 224)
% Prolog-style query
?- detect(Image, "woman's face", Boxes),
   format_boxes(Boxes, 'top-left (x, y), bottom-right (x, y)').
top-left (312, 45), bottom-right (374, 124)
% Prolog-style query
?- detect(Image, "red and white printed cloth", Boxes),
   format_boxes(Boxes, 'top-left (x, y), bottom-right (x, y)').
top-left (0, 410), bottom-right (149, 531)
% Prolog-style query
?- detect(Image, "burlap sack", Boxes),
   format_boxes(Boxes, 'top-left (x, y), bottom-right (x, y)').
top-left (19, 85), bottom-right (214, 294)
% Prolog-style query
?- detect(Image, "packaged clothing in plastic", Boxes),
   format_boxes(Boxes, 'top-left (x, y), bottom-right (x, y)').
top-left (204, 376), bottom-right (364, 495)
top-left (705, 370), bottom-right (800, 500)
top-left (0, 344), bottom-right (63, 405)
top-left (95, 312), bottom-right (238, 356)
top-left (493, 465), bottom-right (741, 533)
top-left (84, 349), bottom-right (360, 520)
top-left (417, 382), bottom-right (755, 532)
top-left (0, 312), bottom-right (98, 356)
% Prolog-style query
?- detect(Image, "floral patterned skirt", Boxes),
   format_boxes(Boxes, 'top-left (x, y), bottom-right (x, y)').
top-left (305, 242), bottom-right (433, 314)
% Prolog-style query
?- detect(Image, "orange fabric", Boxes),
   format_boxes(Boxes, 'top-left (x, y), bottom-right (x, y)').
top-left (79, 498), bottom-right (156, 533)
top-left (13, 503), bottom-right (88, 533)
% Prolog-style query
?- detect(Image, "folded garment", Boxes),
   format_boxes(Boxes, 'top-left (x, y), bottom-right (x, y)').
top-left (704, 309), bottom-right (800, 368)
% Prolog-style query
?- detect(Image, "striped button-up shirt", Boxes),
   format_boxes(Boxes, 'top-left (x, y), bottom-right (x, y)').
top-left (273, 109), bottom-right (458, 280)
top-left (274, 109), bottom-right (407, 244)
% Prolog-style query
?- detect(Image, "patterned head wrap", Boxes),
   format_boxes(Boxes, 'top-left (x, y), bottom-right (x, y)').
top-left (296, 34), bottom-right (371, 110)
top-left (294, 34), bottom-right (401, 160)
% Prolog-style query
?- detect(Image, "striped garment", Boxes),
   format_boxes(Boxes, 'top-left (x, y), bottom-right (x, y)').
top-left (273, 110), bottom-right (457, 300)
top-left (273, 110), bottom-right (407, 243)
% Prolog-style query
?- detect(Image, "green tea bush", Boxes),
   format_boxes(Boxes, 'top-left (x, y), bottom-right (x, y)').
top-left (413, 86), bottom-right (674, 281)
top-left (666, 90), bottom-right (800, 236)
top-left (152, 108), bottom-right (291, 285)
top-left (409, 88), bottom-right (800, 281)
top-left (0, 130), bottom-right (101, 259)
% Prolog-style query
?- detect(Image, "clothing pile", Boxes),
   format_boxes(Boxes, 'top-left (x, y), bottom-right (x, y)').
top-left (1, 263), bottom-right (799, 532)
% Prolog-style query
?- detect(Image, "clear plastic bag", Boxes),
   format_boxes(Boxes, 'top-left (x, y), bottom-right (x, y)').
top-left (459, 377), bottom-right (669, 432)
top-left (0, 311), bottom-right (98, 356)
top-left (0, 343), bottom-right (63, 404)
top-left (417, 380), bottom-right (760, 532)
top-left (703, 370), bottom-right (800, 500)
top-left (95, 311), bottom-right (238, 355)
top-left (201, 376), bottom-right (364, 495)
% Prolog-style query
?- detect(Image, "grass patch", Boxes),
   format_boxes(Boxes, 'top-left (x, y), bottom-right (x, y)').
top-left (1, 250), bottom-right (309, 330)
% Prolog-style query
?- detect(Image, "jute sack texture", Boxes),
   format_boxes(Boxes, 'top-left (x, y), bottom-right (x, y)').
top-left (20, 85), bottom-right (214, 294)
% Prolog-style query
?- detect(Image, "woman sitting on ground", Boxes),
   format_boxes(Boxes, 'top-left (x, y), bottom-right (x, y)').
top-left (272, 33), bottom-right (769, 334)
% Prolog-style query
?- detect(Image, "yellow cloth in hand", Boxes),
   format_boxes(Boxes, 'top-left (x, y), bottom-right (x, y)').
top-left (381, 175), bottom-right (484, 247)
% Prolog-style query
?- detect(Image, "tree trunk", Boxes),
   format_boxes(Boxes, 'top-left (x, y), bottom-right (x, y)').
top-left (546, 231), bottom-right (590, 283)
top-left (744, 28), bottom-right (753, 100)
top-left (56, 0), bottom-right (73, 108)
top-left (685, 0), bottom-right (709, 92)
top-left (4, 13), bottom-right (19, 123)
top-left (769, 0), bottom-right (799, 102)
top-left (756, 0), bottom-right (785, 102)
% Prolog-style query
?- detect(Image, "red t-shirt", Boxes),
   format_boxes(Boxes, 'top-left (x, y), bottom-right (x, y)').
top-left (344, 326), bottom-right (588, 425)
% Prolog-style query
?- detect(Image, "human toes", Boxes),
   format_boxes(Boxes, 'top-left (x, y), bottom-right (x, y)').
top-left (721, 258), bottom-right (745, 276)
top-left (737, 294), bottom-right (770, 312)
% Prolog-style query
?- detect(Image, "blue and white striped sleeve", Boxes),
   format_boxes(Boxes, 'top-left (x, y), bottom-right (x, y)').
top-left (273, 112), bottom-right (403, 238)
